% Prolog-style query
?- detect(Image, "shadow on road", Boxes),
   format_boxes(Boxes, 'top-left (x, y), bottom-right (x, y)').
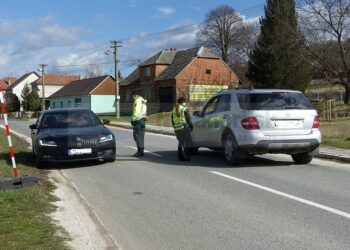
top-left (141, 149), bottom-right (294, 168)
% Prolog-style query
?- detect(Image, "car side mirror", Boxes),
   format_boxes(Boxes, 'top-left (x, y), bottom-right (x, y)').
top-left (193, 111), bottom-right (202, 117)
top-left (29, 124), bottom-right (37, 130)
top-left (103, 119), bottom-right (110, 125)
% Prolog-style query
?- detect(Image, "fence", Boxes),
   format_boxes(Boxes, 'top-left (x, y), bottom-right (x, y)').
top-left (305, 91), bottom-right (346, 102)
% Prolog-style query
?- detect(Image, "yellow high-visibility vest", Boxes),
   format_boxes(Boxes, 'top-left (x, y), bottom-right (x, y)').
top-left (172, 105), bottom-right (186, 131)
top-left (132, 96), bottom-right (147, 121)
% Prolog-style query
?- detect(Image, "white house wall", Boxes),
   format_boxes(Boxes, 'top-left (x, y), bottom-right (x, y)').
top-left (12, 73), bottom-right (39, 102)
top-left (35, 84), bottom-right (67, 98)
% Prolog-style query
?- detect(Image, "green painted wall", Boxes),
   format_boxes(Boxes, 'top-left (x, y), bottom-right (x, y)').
top-left (90, 95), bottom-right (115, 114)
top-left (50, 95), bottom-right (91, 110)
top-left (50, 95), bottom-right (115, 114)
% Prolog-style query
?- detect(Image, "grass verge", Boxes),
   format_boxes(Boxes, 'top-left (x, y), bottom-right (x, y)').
top-left (319, 117), bottom-right (350, 150)
top-left (0, 129), bottom-right (69, 249)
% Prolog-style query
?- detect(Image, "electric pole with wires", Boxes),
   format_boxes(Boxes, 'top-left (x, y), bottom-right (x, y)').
top-left (110, 40), bottom-right (122, 118)
top-left (38, 64), bottom-right (48, 111)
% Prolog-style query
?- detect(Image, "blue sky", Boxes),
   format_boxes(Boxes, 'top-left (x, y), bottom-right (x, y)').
top-left (0, 0), bottom-right (265, 78)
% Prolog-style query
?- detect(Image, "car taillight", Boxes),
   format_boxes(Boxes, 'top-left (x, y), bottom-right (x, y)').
top-left (312, 116), bottom-right (320, 129)
top-left (241, 117), bottom-right (260, 130)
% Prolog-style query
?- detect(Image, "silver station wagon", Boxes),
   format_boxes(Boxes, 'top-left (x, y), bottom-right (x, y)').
top-left (191, 89), bottom-right (322, 165)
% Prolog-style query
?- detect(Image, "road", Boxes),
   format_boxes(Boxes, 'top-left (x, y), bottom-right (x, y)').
top-left (8, 120), bottom-right (350, 250)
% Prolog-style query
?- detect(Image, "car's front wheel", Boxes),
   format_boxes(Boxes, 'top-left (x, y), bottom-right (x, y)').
top-left (291, 152), bottom-right (313, 164)
top-left (223, 133), bottom-right (242, 166)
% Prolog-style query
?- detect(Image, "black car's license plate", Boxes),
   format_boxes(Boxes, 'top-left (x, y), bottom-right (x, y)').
top-left (68, 148), bottom-right (92, 156)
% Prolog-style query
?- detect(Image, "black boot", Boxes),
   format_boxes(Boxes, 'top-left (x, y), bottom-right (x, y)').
top-left (133, 148), bottom-right (144, 157)
top-left (183, 147), bottom-right (191, 162)
top-left (139, 148), bottom-right (144, 157)
top-left (178, 147), bottom-right (185, 161)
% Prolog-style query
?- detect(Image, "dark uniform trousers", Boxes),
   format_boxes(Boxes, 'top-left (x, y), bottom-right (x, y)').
top-left (132, 118), bottom-right (146, 149)
top-left (175, 126), bottom-right (192, 159)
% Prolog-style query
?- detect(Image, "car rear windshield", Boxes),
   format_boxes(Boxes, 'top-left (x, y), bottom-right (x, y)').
top-left (237, 92), bottom-right (314, 110)
top-left (40, 110), bottom-right (101, 129)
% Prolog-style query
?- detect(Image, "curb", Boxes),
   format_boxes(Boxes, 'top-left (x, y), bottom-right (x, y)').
top-left (316, 153), bottom-right (350, 163)
top-left (109, 122), bottom-right (350, 164)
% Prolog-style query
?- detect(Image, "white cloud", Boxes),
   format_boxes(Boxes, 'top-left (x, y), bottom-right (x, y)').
top-left (157, 6), bottom-right (176, 15)
top-left (0, 16), bottom-right (110, 77)
top-left (145, 22), bottom-right (198, 50)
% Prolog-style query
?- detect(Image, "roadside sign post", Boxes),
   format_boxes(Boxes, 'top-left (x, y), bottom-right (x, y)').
top-left (0, 86), bottom-right (41, 190)
top-left (0, 86), bottom-right (19, 177)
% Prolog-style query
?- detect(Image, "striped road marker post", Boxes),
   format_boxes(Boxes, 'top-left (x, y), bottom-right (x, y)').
top-left (0, 86), bottom-right (19, 178)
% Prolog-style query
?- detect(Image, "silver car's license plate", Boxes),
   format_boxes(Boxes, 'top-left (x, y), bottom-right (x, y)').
top-left (68, 148), bottom-right (92, 156)
top-left (274, 120), bottom-right (303, 129)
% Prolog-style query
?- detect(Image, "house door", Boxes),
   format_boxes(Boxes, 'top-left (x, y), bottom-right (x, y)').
top-left (159, 87), bottom-right (174, 112)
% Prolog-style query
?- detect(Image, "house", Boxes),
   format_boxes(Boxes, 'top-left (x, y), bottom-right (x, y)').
top-left (5, 72), bottom-right (40, 102)
top-left (31, 74), bottom-right (80, 108)
top-left (1, 76), bottom-right (18, 87)
top-left (49, 75), bottom-right (116, 114)
top-left (120, 47), bottom-right (239, 114)
top-left (0, 80), bottom-right (9, 90)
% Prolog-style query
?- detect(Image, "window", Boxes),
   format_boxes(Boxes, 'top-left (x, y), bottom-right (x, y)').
top-left (216, 94), bottom-right (231, 113)
top-left (53, 102), bottom-right (56, 109)
top-left (60, 101), bottom-right (63, 108)
top-left (68, 100), bottom-right (72, 108)
top-left (142, 88), bottom-right (152, 100)
top-left (237, 93), bottom-right (315, 110)
top-left (144, 67), bottom-right (151, 77)
top-left (206, 69), bottom-right (211, 75)
top-left (125, 91), bottom-right (131, 102)
top-left (202, 96), bottom-right (220, 116)
top-left (75, 98), bottom-right (82, 107)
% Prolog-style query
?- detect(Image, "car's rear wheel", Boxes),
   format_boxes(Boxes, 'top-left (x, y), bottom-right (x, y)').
top-left (291, 153), bottom-right (313, 164)
top-left (223, 133), bottom-right (242, 166)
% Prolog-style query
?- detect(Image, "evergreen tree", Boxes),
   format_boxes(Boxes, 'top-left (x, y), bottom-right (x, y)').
top-left (247, 0), bottom-right (312, 91)
top-left (21, 84), bottom-right (31, 111)
top-left (27, 91), bottom-right (41, 111)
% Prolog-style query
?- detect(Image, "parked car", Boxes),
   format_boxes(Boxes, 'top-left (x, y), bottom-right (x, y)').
top-left (29, 108), bottom-right (116, 167)
top-left (190, 89), bottom-right (321, 165)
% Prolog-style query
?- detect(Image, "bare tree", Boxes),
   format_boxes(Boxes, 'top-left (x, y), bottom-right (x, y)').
top-left (197, 5), bottom-right (255, 64)
top-left (299, 0), bottom-right (350, 103)
top-left (85, 64), bottom-right (106, 78)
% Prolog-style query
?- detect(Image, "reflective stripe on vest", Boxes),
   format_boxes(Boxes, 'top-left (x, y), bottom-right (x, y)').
top-left (172, 105), bottom-right (186, 131)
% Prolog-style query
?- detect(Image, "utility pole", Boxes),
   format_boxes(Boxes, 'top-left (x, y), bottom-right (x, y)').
top-left (39, 64), bottom-right (48, 111)
top-left (111, 40), bottom-right (122, 119)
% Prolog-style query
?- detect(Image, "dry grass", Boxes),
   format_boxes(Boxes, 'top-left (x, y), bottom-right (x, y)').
top-left (320, 117), bottom-right (350, 149)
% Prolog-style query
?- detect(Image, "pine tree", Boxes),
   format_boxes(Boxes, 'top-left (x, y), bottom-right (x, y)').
top-left (21, 84), bottom-right (31, 111)
top-left (247, 0), bottom-right (312, 91)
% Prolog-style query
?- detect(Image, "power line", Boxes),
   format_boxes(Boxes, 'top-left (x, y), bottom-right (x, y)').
top-left (119, 3), bottom-right (264, 42)
top-left (48, 59), bottom-right (139, 68)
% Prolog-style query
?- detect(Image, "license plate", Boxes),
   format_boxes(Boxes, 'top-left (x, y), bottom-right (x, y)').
top-left (68, 148), bottom-right (92, 156)
top-left (273, 120), bottom-right (303, 129)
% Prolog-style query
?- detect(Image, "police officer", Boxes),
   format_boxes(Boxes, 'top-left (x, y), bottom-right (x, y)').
top-left (131, 90), bottom-right (147, 157)
top-left (171, 97), bottom-right (193, 161)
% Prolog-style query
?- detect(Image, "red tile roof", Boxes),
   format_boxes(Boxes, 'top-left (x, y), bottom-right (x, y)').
top-left (1, 77), bottom-right (17, 85)
top-left (0, 80), bottom-right (9, 90)
top-left (50, 75), bottom-right (112, 98)
top-left (34, 74), bottom-right (80, 85)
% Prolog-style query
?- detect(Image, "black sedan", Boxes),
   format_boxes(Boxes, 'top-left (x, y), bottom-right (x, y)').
top-left (30, 108), bottom-right (116, 167)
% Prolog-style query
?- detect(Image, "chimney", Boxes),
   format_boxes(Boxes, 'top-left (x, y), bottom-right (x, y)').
top-left (169, 48), bottom-right (177, 51)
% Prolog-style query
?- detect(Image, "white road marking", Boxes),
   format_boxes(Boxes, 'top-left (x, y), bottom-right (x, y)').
top-left (210, 171), bottom-right (350, 220)
top-left (126, 146), bottom-right (163, 157)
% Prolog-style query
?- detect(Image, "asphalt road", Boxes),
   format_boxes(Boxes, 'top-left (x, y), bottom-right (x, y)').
top-left (8, 120), bottom-right (350, 250)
